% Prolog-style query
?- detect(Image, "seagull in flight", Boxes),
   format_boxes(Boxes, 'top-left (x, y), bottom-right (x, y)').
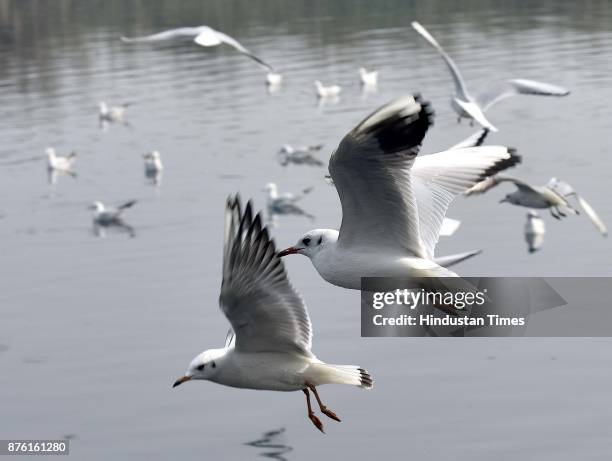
top-left (465, 176), bottom-right (607, 236)
top-left (411, 21), bottom-right (570, 131)
top-left (173, 196), bottom-right (373, 433)
top-left (121, 26), bottom-right (276, 77)
top-left (278, 94), bottom-right (520, 289)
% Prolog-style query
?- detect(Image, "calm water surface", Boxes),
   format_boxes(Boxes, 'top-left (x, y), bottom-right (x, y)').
top-left (1, 1), bottom-right (612, 459)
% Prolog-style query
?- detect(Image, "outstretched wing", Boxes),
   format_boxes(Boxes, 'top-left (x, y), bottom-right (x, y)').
top-left (330, 94), bottom-right (434, 258)
top-left (547, 178), bottom-right (608, 237)
top-left (411, 146), bottom-right (521, 258)
top-left (464, 175), bottom-right (534, 197)
top-left (412, 21), bottom-right (470, 100)
top-left (477, 79), bottom-right (570, 112)
top-left (219, 196), bottom-right (313, 355)
top-left (121, 27), bottom-right (201, 43)
top-left (194, 27), bottom-right (274, 72)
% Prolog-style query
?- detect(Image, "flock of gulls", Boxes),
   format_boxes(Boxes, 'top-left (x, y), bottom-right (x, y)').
top-left (44, 21), bottom-right (607, 433)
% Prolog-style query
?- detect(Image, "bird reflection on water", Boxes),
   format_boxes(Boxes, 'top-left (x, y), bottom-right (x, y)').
top-left (245, 428), bottom-right (293, 461)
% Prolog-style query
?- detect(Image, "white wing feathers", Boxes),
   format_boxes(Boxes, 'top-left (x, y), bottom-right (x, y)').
top-left (412, 146), bottom-right (520, 257)
top-left (219, 196), bottom-right (313, 355)
top-left (547, 178), bottom-right (608, 236)
top-left (477, 79), bottom-right (570, 112)
top-left (464, 175), bottom-right (532, 196)
top-left (194, 28), bottom-right (274, 71)
top-left (330, 94), bottom-right (520, 259)
top-left (330, 95), bottom-right (433, 257)
top-left (411, 21), bottom-right (470, 100)
top-left (121, 27), bottom-right (202, 43)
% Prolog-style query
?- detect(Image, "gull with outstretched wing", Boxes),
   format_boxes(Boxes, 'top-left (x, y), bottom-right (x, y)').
top-left (173, 196), bottom-right (372, 433)
top-left (411, 21), bottom-right (570, 131)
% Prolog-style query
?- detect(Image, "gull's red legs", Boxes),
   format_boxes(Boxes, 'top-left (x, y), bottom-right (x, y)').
top-left (307, 383), bottom-right (341, 422)
top-left (302, 388), bottom-right (324, 433)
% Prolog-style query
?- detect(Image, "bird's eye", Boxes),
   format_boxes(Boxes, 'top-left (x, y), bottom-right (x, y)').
top-left (196, 364), bottom-right (205, 371)
top-left (211, 362), bottom-right (216, 368)
top-left (302, 237), bottom-right (311, 246)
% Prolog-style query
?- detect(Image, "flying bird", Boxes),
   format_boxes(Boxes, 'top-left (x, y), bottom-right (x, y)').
top-left (465, 176), bottom-right (607, 236)
top-left (121, 26), bottom-right (276, 75)
top-left (173, 196), bottom-right (372, 433)
top-left (411, 21), bottom-right (570, 131)
top-left (278, 94), bottom-right (520, 289)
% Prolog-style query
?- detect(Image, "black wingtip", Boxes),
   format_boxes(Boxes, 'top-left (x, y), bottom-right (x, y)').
top-left (480, 147), bottom-right (521, 180)
top-left (354, 94), bottom-right (434, 156)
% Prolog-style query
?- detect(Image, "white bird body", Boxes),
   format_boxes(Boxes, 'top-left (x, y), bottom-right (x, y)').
top-left (266, 72), bottom-right (283, 86)
top-left (279, 95), bottom-right (520, 289)
top-left (98, 101), bottom-right (129, 123)
top-left (524, 211), bottom-right (546, 253)
top-left (143, 151), bottom-right (164, 174)
top-left (122, 25), bottom-right (275, 72)
top-left (412, 21), bottom-right (570, 131)
top-left (303, 230), bottom-right (457, 289)
top-left (174, 197), bottom-right (371, 432)
top-left (46, 147), bottom-right (76, 172)
top-left (465, 176), bottom-right (607, 236)
top-left (315, 80), bottom-right (341, 98)
top-left (359, 67), bottom-right (378, 86)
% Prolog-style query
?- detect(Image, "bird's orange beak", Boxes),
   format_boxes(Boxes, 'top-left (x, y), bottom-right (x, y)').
top-left (278, 247), bottom-right (300, 257)
top-left (173, 375), bottom-right (192, 388)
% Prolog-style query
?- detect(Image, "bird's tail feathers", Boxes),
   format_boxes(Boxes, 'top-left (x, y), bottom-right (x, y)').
top-left (310, 363), bottom-right (373, 390)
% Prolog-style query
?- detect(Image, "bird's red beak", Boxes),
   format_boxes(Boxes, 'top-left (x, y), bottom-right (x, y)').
top-left (278, 246), bottom-right (300, 257)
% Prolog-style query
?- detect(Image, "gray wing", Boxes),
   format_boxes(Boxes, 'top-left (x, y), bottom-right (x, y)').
top-left (477, 79), bottom-right (570, 112)
top-left (412, 21), bottom-right (469, 100)
top-left (121, 27), bottom-right (201, 43)
top-left (330, 94), bottom-right (433, 258)
top-left (464, 175), bottom-right (535, 196)
top-left (547, 178), bottom-right (608, 236)
top-left (219, 196), bottom-right (313, 355)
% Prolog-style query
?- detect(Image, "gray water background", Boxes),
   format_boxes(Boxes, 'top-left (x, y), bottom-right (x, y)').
top-left (1, 1), bottom-right (612, 459)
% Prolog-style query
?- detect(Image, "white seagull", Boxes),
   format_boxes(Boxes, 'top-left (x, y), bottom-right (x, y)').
top-left (525, 211), bottom-right (545, 253)
top-left (278, 144), bottom-right (325, 167)
top-left (89, 200), bottom-right (137, 225)
top-left (465, 175), bottom-right (607, 236)
top-left (143, 151), bottom-right (164, 174)
top-left (359, 67), bottom-right (378, 86)
top-left (411, 21), bottom-right (570, 131)
top-left (121, 26), bottom-right (275, 74)
top-left (315, 80), bottom-right (342, 99)
top-left (173, 196), bottom-right (373, 433)
top-left (264, 183), bottom-right (314, 221)
top-left (46, 147), bottom-right (76, 173)
top-left (278, 94), bottom-right (520, 289)
top-left (99, 101), bottom-right (130, 124)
